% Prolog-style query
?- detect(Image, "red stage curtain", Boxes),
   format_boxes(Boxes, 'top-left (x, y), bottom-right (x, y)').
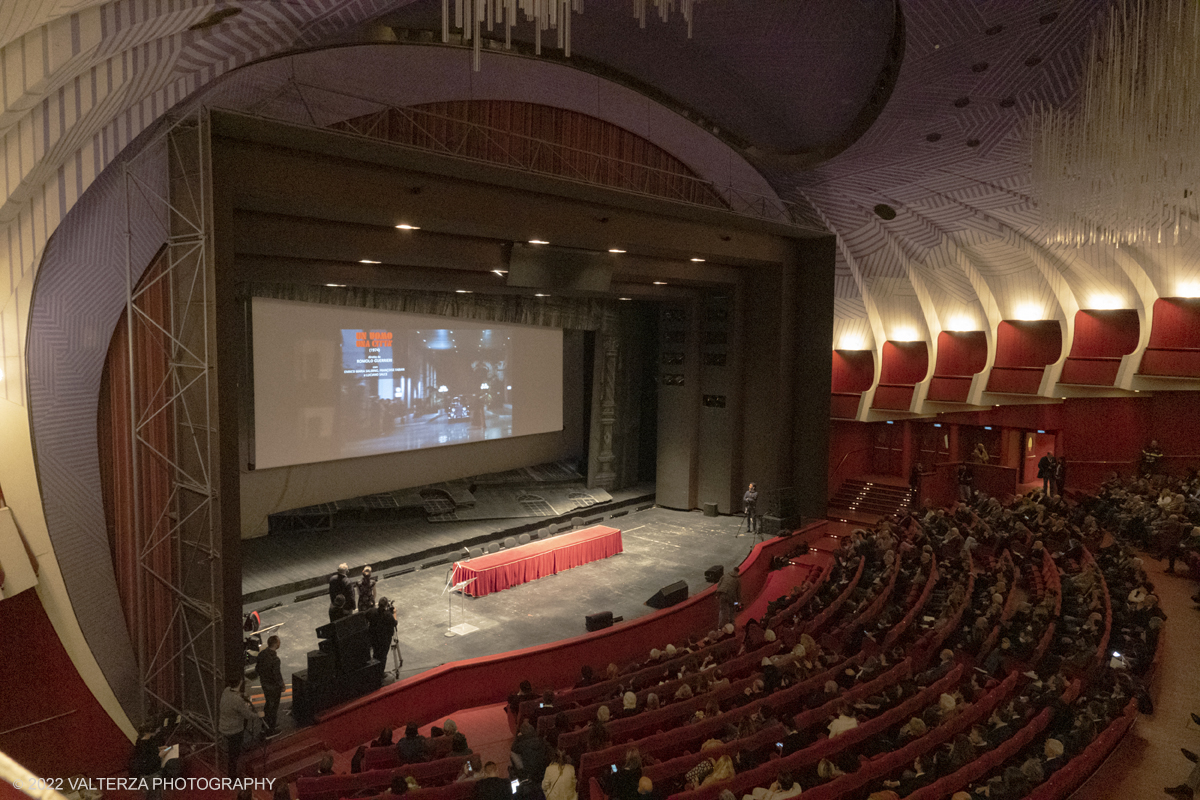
top-left (98, 249), bottom-right (178, 709)
top-left (330, 100), bottom-right (729, 209)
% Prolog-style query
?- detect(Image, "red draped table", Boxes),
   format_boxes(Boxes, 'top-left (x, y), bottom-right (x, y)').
top-left (450, 525), bottom-right (623, 597)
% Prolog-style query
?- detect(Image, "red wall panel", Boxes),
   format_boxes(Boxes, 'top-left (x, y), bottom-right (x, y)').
top-left (831, 350), bottom-right (874, 393)
top-left (873, 384), bottom-right (915, 410)
top-left (828, 420), bottom-right (875, 495)
top-left (830, 393), bottom-right (862, 419)
top-left (927, 375), bottom-right (972, 402)
top-left (993, 320), bottom-right (1063, 368)
top-left (1069, 310), bottom-right (1139, 358)
top-left (879, 341), bottom-right (929, 385)
top-left (1146, 298), bottom-right (1200, 349)
top-left (1060, 359), bottom-right (1121, 386)
top-left (934, 331), bottom-right (987, 376)
top-left (0, 589), bottom-right (129, 777)
top-left (986, 366), bottom-right (1045, 394)
top-left (1139, 349), bottom-right (1200, 377)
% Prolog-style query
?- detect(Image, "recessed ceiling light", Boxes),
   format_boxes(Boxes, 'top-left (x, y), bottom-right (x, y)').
top-left (395, 224), bottom-right (420, 230)
top-left (534, 293), bottom-right (550, 297)
top-left (690, 258), bottom-right (705, 262)
top-left (608, 249), bottom-right (626, 254)
top-left (325, 283), bottom-right (346, 287)
top-left (529, 239), bottom-right (549, 245)
top-left (456, 290), bottom-right (472, 294)
top-left (653, 281), bottom-right (667, 285)
top-left (359, 259), bottom-right (381, 264)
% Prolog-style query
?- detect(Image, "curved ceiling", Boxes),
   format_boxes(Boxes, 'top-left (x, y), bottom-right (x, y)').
top-left (4, 0), bottom-right (1200, 417)
top-left (375, 0), bottom-right (900, 155)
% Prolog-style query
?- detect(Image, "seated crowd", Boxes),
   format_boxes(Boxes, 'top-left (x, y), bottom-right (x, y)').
top-left (283, 477), bottom-right (1167, 800)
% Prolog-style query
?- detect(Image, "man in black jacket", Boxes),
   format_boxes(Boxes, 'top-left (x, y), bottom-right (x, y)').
top-left (256, 634), bottom-right (284, 734)
top-left (367, 596), bottom-right (399, 666)
top-left (329, 563), bottom-right (355, 606)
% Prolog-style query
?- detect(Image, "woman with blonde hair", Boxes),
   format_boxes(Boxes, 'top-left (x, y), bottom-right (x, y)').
top-left (542, 750), bottom-right (577, 800)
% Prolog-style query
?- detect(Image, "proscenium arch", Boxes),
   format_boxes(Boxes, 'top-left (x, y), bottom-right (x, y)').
top-left (23, 42), bottom-right (800, 721)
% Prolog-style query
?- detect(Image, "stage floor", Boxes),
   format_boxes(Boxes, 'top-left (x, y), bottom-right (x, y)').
top-left (243, 505), bottom-right (765, 738)
top-left (240, 482), bottom-right (653, 603)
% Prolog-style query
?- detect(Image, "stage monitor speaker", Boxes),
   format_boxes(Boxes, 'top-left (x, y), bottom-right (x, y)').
top-left (646, 580), bottom-right (688, 609)
top-left (702, 502), bottom-right (718, 517)
top-left (316, 612), bottom-right (369, 642)
top-left (585, 611), bottom-right (614, 632)
top-left (335, 631), bottom-right (371, 673)
top-left (761, 515), bottom-right (782, 537)
top-left (704, 565), bottom-right (724, 583)
top-left (307, 650), bottom-right (336, 684)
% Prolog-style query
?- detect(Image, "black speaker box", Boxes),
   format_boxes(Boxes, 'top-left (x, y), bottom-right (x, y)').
top-left (307, 649), bottom-right (336, 684)
top-left (336, 630), bottom-right (371, 673)
top-left (704, 565), bottom-right (724, 583)
top-left (291, 669), bottom-right (311, 723)
top-left (585, 611), bottom-right (614, 632)
top-left (316, 611), bottom-right (369, 641)
top-left (761, 515), bottom-right (782, 537)
top-left (646, 580), bottom-right (688, 609)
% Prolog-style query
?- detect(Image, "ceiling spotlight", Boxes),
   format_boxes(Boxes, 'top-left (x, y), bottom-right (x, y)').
top-left (359, 259), bottom-right (381, 264)
top-left (395, 224), bottom-right (420, 230)
top-left (492, 270), bottom-right (508, 276)
top-left (608, 249), bottom-right (626, 254)
top-left (325, 283), bottom-right (346, 287)
top-left (456, 290), bottom-right (472, 294)
top-left (690, 258), bottom-right (705, 262)
top-left (529, 239), bottom-right (549, 245)
top-left (534, 293), bottom-right (550, 297)
top-left (619, 297), bottom-right (632, 301)
top-left (653, 281), bottom-right (668, 285)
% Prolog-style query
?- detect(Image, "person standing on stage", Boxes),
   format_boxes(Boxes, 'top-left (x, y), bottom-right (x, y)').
top-left (368, 596), bottom-right (400, 668)
top-left (358, 566), bottom-right (377, 612)
top-left (256, 634), bottom-right (283, 735)
top-left (716, 566), bottom-right (741, 629)
top-left (743, 483), bottom-right (759, 532)
top-left (329, 563), bottom-right (354, 608)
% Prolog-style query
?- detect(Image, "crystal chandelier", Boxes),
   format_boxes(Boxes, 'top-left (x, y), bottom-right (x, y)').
top-left (443, 0), bottom-right (703, 71)
top-left (1031, 0), bottom-right (1200, 246)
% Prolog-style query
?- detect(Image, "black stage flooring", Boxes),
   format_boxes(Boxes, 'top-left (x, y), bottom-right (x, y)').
top-left (243, 505), bottom-right (768, 738)
top-left (241, 483), bottom-right (656, 604)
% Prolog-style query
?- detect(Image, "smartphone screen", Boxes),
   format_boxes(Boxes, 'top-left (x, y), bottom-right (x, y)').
top-left (611, 765), bottom-right (618, 773)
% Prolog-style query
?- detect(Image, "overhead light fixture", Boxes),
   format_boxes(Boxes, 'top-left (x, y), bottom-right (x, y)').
top-left (359, 259), bottom-right (381, 264)
top-left (1088, 295), bottom-right (1123, 310)
top-left (534, 293), bottom-right (550, 297)
top-left (456, 290), bottom-right (473, 294)
top-left (690, 258), bottom-right (705, 262)
top-left (492, 270), bottom-right (508, 276)
top-left (1014, 303), bottom-right (1043, 321)
top-left (608, 249), bottom-right (626, 254)
top-left (443, 0), bottom-right (702, 73)
top-left (619, 297), bottom-right (632, 301)
top-left (529, 239), bottom-right (549, 245)
top-left (946, 316), bottom-right (977, 332)
top-left (325, 283), bottom-right (346, 287)
top-left (838, 334), bottom-right (866, 350)
top-left (396, 224), bottom-right (420, 230)
top-left (653, 281), bottom-right (668, 285)
top-left (892, 327), bottom-right (919, 342)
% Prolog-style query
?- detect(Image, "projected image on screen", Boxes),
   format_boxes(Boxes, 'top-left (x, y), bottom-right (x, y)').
top-left (338, 327), bottom-right (511, 450)
top-left (252, 299), bottom-right (563, 469)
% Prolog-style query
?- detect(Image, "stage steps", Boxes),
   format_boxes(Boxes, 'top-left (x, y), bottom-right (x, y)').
top-left (246, 735), bottom-right (330, 782)
top-left (827, 478), bottom-right (913, 524)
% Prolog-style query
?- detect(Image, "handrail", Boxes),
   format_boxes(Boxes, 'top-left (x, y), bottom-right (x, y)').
top-left (829, 447), bottom-right (873, 487)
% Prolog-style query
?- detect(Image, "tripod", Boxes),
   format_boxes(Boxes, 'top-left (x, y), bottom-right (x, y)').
top-left (738, 505), bottom-right (758, 537)
top-left (389, 634), bottom-right (403, 680)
